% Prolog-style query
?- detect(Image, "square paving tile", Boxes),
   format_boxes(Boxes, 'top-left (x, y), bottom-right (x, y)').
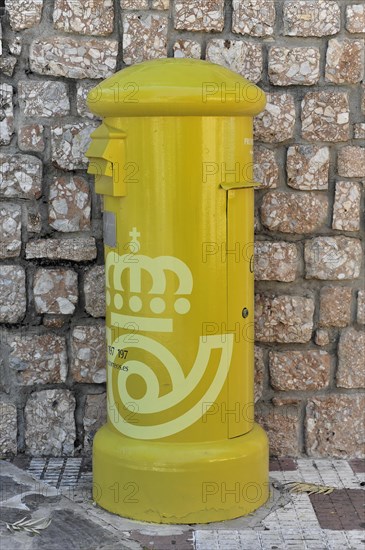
top-left (310, 489), bottom-right (365, 531)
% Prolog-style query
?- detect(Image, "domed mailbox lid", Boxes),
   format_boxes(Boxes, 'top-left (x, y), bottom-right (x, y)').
top-left (86, 58), bottom-right (266, 118)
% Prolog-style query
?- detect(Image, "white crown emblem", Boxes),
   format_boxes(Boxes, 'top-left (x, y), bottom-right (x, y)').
top-left (106, 228), bottom-right (193, 333)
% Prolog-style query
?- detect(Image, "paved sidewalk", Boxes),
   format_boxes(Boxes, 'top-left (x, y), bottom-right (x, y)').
top-left (0, 457), bottom-right (364, 549)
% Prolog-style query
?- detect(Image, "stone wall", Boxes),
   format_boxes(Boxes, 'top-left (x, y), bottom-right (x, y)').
top-left (0, 0), bottom-right (364, 459)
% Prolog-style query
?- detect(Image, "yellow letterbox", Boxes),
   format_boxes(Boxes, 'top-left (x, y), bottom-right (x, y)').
top-left (86, 58), bottom-right (269, 524)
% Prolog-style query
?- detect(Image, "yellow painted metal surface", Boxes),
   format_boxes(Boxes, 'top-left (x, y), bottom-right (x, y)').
top-left (86, 58), bottom-right (269, 523)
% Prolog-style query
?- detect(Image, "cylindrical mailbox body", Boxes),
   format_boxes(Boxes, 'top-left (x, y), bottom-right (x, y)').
top-left (86, 59), bottom-right (269, 523)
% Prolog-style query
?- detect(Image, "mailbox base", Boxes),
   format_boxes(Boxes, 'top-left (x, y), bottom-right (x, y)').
top-left (92, 423), bottom-right (269, 524)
